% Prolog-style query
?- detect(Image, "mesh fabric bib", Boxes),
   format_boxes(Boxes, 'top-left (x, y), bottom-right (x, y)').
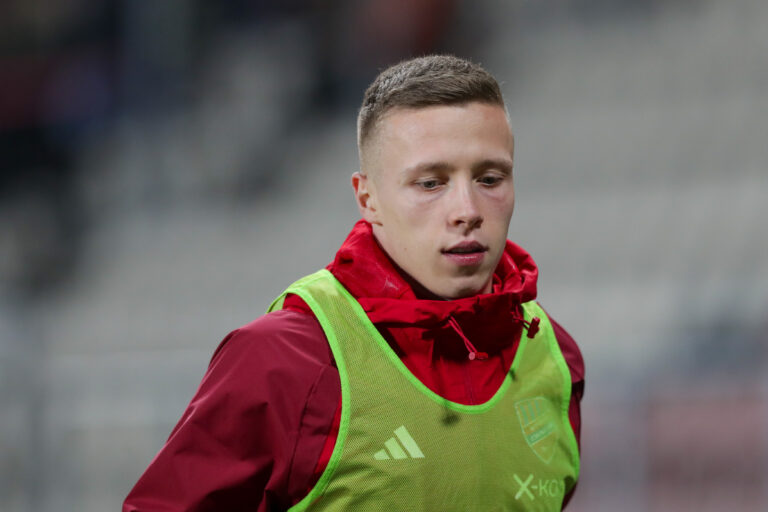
top-left (269, 270), bottom-right (579, 511)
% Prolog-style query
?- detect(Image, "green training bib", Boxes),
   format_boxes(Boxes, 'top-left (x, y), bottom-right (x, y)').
top-left (269, 270), bottom-right (579, 511)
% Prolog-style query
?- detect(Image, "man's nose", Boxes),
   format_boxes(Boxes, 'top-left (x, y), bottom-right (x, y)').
top-left (449, 182), bottom-right (483, 231)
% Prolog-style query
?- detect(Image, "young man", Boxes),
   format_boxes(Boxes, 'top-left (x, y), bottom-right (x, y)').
top-left (124, 55), bottom-right (584, 511)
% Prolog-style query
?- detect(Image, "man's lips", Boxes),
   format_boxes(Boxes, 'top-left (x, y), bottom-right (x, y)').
top-left (441, 241), bottom-right (488, 254)
top-left (441, 241), bottom-right (488, 266)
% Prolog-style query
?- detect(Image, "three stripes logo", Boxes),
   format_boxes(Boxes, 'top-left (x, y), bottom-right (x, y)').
top-left (373, 425), bottom-right (425, 460)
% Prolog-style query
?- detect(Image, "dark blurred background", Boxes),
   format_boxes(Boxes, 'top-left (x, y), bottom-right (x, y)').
top-left (1, 0), bottom-right (766, 510)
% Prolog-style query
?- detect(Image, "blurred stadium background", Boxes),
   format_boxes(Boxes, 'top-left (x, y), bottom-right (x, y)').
top-left (1, 0), bottom-right (767, 510)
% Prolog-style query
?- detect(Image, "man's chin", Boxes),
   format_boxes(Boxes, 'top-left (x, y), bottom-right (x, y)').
top-left (434, 275), bottom-right (493, 300)
top-left (402, 266), bottom-right (493, 300)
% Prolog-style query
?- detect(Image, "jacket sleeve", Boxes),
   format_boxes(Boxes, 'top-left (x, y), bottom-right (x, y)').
top-left (122, 309), bottom-right (338, 512)
top-left (548, 314), bottom-right (585, 509)
top-left (550, 316), bottom-right (584, 448)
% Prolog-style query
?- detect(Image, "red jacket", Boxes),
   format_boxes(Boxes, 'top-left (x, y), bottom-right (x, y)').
top-left (124, 220), bottom-right (584, 511)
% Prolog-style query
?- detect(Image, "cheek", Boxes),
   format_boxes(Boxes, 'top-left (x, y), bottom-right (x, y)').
top-left (378, 193), bottom-right (433, 246)
top-left (480, 195), bottom-right (515, 242)
top-left (502, 196), bottom-right (516, 219)
top-left (389, 192), bottom-right (436, 227)
top-left (482, 191), bottom-right (515, 218)
top-left (493, 184), bottom-right (515, 211)
top-left (396, 204), bottom-right (443, 260)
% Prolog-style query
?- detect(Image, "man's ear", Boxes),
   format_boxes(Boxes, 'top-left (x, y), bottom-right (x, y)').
top-left (351, 171), bottom-right (380, 224)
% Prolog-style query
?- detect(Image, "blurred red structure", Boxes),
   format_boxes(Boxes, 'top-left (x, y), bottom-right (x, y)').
top-left (647, 384), bottom-right (767, 511)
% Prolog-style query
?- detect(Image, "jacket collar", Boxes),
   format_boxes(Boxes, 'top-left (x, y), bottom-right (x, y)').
top-left (327, 220), bottom-right (539, 328)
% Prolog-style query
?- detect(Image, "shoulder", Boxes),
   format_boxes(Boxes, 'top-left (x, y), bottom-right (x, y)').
top-left (538, 305), bottom-right (584, 385)
top-left (204, 309), bottom-right (334, 397)
top-left (124, 309), bottom-right (338, 511)
top-left (209, 307), bottom-right (332, 368)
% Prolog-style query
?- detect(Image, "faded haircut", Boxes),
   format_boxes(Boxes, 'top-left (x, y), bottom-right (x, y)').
top-left (357, 55), bottom-right (505, 155)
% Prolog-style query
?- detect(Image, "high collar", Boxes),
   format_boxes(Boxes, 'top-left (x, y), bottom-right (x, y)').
top-left (327, 220), bottom-right (539, 328)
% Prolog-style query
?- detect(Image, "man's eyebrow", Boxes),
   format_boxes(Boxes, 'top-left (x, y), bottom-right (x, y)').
top-left (472, 158), bottom-right (514, 174)
top-left (401, 161), bottom-right (454, 176)
top-left (402, 158), bottom-right (513, 177)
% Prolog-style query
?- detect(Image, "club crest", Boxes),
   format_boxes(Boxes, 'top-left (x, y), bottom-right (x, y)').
top-left (515, 396), bottom-right (558, 464)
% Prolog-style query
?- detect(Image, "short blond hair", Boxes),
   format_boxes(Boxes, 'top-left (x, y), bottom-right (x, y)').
top-left (357, 55), bottom-right (505, 153)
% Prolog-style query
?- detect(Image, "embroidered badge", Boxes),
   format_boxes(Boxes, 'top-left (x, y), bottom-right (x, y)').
top-left (515, 396), bottom-right (558, 464)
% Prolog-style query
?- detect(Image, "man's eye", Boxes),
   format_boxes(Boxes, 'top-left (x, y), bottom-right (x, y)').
top-left (418, 179), bottom-right (441, 190)
top-left (478, 175), bottom-right (502, 186)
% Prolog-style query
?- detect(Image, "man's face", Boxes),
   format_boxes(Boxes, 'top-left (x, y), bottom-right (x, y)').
top-left (353, 102), bottom-right (516, 299)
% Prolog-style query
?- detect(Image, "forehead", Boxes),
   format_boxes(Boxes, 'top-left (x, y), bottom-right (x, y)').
top-left (368, 102), bottom-right (514, 173)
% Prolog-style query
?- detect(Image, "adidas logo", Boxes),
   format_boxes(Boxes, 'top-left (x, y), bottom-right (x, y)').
top-left (373, 425), bottom-right (425, 460)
